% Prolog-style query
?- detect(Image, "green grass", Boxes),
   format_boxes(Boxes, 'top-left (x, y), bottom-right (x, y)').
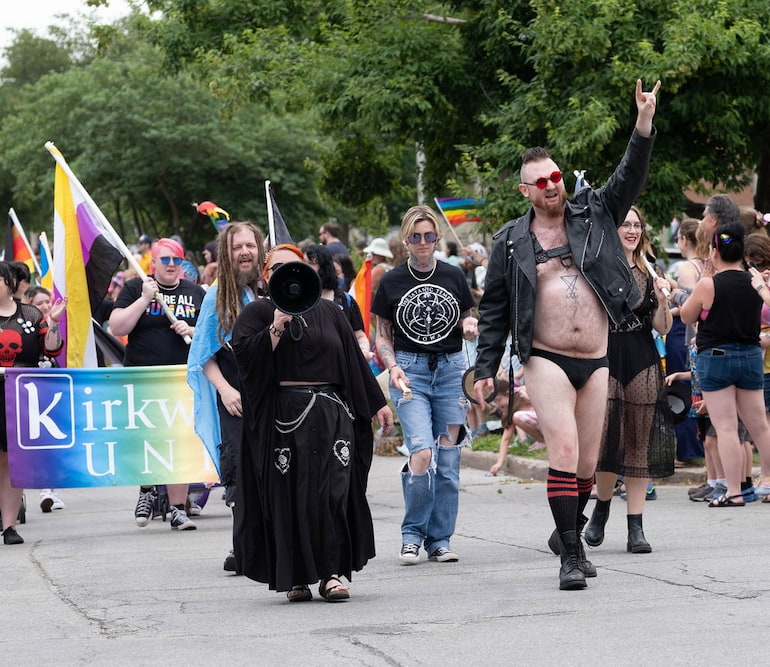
top-left (471, 433), bottom-right (549, 460)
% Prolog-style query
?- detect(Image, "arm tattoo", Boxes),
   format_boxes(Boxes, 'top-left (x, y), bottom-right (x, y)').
top-left (376, 316), bottom-right (396, 368)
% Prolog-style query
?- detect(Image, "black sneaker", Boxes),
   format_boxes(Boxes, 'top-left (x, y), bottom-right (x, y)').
top-left (134, 488), bottom-right (156, 527)
top-left (170, 506), bottom-right (197, 531)
top-left (428, 547), bottom-right (459, 562)
top-left (399, 543), bottom-right (420, 564)
top-left (690, 484), bottom-right (715, 502)
top-left (223, 549), bottom-right (236, 572)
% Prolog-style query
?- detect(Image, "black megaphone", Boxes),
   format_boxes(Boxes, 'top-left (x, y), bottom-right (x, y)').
top-left (268, 261), bottom-right (322, 315)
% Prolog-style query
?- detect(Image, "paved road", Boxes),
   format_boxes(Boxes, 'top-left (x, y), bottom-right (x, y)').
top-left (4, 452), bottom-right (769, 665)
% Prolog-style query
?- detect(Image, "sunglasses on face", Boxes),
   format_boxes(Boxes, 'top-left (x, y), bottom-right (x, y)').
top-left (407, 232), bottom-right (438, 244)
top-left (158, 256), bottom-right (183, 266)
top-left (522, 171), bottom-right (563, 189)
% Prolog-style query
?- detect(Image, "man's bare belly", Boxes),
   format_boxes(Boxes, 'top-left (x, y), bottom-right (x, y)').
top-left (532, 262), bottom-right (608, 358)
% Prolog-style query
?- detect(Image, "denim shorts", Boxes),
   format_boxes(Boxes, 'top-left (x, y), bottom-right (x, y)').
top-left (696, 343), bottom-right (764, 392)
top-left (390, 350), bottom-right (469, 454)
top-left (764, 373), bottom-right (770, 411)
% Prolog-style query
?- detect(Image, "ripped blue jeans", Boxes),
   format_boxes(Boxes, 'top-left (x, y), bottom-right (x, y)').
top-left (391, 350), bottom-right (469, 553)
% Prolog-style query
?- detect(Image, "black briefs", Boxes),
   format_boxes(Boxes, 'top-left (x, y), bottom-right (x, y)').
top-left (529, 348), bottom-right (609, 390)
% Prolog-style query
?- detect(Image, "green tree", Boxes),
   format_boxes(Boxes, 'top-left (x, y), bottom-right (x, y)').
top-left (0, 36), bottom-right (324, 249)
top-left (453, 0), bottom-right (770, 224)
top-left (140, 0), bottom-right (485, 232)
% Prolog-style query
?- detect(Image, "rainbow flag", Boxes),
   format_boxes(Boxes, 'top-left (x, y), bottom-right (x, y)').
top-left (434, 196), bottom-right (483, 226)
top-left (47, 143), bottom-right (124, 367)
top-left (38, 230), bottom-right (53, 290)
top-left (349, 256), bottom-right (372, 337)
top-left (5, 208), bottom-right (40, 278)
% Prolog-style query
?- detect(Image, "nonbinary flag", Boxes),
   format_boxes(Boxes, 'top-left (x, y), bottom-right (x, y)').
top-left (47, 142), bottom-right (124, 367)
top-left (5, 208), bottom-right (40, 278)
top-left (38, 230), bottom-right (53, 290)
top-left (434, 197), bottom-right (483, 226)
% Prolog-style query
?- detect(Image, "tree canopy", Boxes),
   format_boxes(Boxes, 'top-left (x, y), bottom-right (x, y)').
top-left (2, 0), bottom-right (770, 250)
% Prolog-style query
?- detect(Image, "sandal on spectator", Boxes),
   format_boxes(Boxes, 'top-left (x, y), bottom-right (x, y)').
top-left (287, 585), bottom-right (312, 602)
top-left (708, 494), bottom-right (745, 507)
top-left (319, 576), bottom-right (349, 602)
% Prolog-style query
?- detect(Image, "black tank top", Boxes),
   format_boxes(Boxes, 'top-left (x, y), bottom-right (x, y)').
top-left (696, 269), bottom-right (762, 350)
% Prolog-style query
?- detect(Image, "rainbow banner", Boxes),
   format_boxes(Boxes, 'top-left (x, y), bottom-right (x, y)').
top-left (434, 196), bottom-right (484, 226)
top-left (6, 366), bottom-right (219, 488)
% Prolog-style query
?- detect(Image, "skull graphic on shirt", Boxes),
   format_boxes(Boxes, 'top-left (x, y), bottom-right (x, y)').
top-left (0, 329), bottom-right (22, 366)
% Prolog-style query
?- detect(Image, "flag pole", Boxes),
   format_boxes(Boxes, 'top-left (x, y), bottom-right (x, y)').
top-left (433, 198), bottom-right (464, 246)
top-left (44, 141), bottom-right (190, 344)
top-left (8, 207), bottom-right (42, 276)
top-left (265, 180), bottom-right (276, 247)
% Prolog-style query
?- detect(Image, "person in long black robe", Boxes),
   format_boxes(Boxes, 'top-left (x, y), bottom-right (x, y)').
top-left (231, 288), bottom-right (390, 595)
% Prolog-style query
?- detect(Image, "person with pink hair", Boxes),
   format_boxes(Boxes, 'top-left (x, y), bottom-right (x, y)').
top-left (110, 238), bottom-right (206, 531)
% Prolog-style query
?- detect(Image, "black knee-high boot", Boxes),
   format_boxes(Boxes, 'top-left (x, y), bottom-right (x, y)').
top-left (584, 498), bottom-right (611, 547)
top-left (626, 513), bottom-right (652, 553)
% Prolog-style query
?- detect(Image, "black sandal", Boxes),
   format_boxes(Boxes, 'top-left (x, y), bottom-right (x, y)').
top-left (708, 494), bottom-right (745, 507)
top-left (319, 576), bottom-right (349, 602)
top-left (287, 585), bottom-right (312, 602)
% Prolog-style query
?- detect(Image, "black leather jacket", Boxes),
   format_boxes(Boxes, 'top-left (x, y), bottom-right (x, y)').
top-left (475, 129), bottom-right (656, 378)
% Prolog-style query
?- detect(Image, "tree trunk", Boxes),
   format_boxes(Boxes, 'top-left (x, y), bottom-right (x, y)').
top-left (756, 152), bottom-right (770, 215)
top-left (156, 173), bottom-right (179, 234)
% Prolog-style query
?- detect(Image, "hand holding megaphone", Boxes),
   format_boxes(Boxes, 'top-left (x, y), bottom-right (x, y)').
top-left (271, 311), bottom-right (293, 337)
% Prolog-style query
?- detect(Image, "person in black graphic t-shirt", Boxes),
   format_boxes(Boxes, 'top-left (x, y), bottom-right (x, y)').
top-left (372, 205), bottom-right (478, 566)
top-left (111, 238), bottom-right (205, 532)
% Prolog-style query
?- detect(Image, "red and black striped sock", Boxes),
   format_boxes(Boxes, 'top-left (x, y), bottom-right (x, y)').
top-left (547, 468), bottom-right (578, 536)
top-left (577, 476), bottom-right (595, 518)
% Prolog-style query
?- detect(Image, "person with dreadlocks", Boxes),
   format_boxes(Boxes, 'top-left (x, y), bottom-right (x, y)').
top-left (231, 244), bottom-right (393, 603)
top-left (187, 222), bottom-right (265, 571)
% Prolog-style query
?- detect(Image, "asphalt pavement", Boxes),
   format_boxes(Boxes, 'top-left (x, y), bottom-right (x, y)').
top-left (3, 450), bottom-right (769, 666)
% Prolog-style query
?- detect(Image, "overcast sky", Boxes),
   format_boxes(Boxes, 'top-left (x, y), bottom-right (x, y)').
top-left (1, 0), bottom-right (133, 53)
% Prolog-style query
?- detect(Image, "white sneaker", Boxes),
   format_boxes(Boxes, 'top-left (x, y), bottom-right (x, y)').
top-left (188, 500), bottom-right (202, 516)
top-left (40, 490), bottom-right (55, 513)
top-left (49, 491), bottom-right (65, 510)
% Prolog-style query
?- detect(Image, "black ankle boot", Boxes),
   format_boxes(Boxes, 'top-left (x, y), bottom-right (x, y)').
top-left (2, 526), bottom-right (24, 545)
top-left (626, 514), bottom-right (651, 553)
top-left (584, 498), bottom-right (611, 547)
top-left (546, 515), bottom-right (597, 578)
top-left (575, 514), bottom-right (597, 577)
top-left (558, 530), bottom-right (587, 590)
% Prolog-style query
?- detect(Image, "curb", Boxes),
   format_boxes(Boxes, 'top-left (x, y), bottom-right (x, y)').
top-left (460, 448), bottom-right (708, 486)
